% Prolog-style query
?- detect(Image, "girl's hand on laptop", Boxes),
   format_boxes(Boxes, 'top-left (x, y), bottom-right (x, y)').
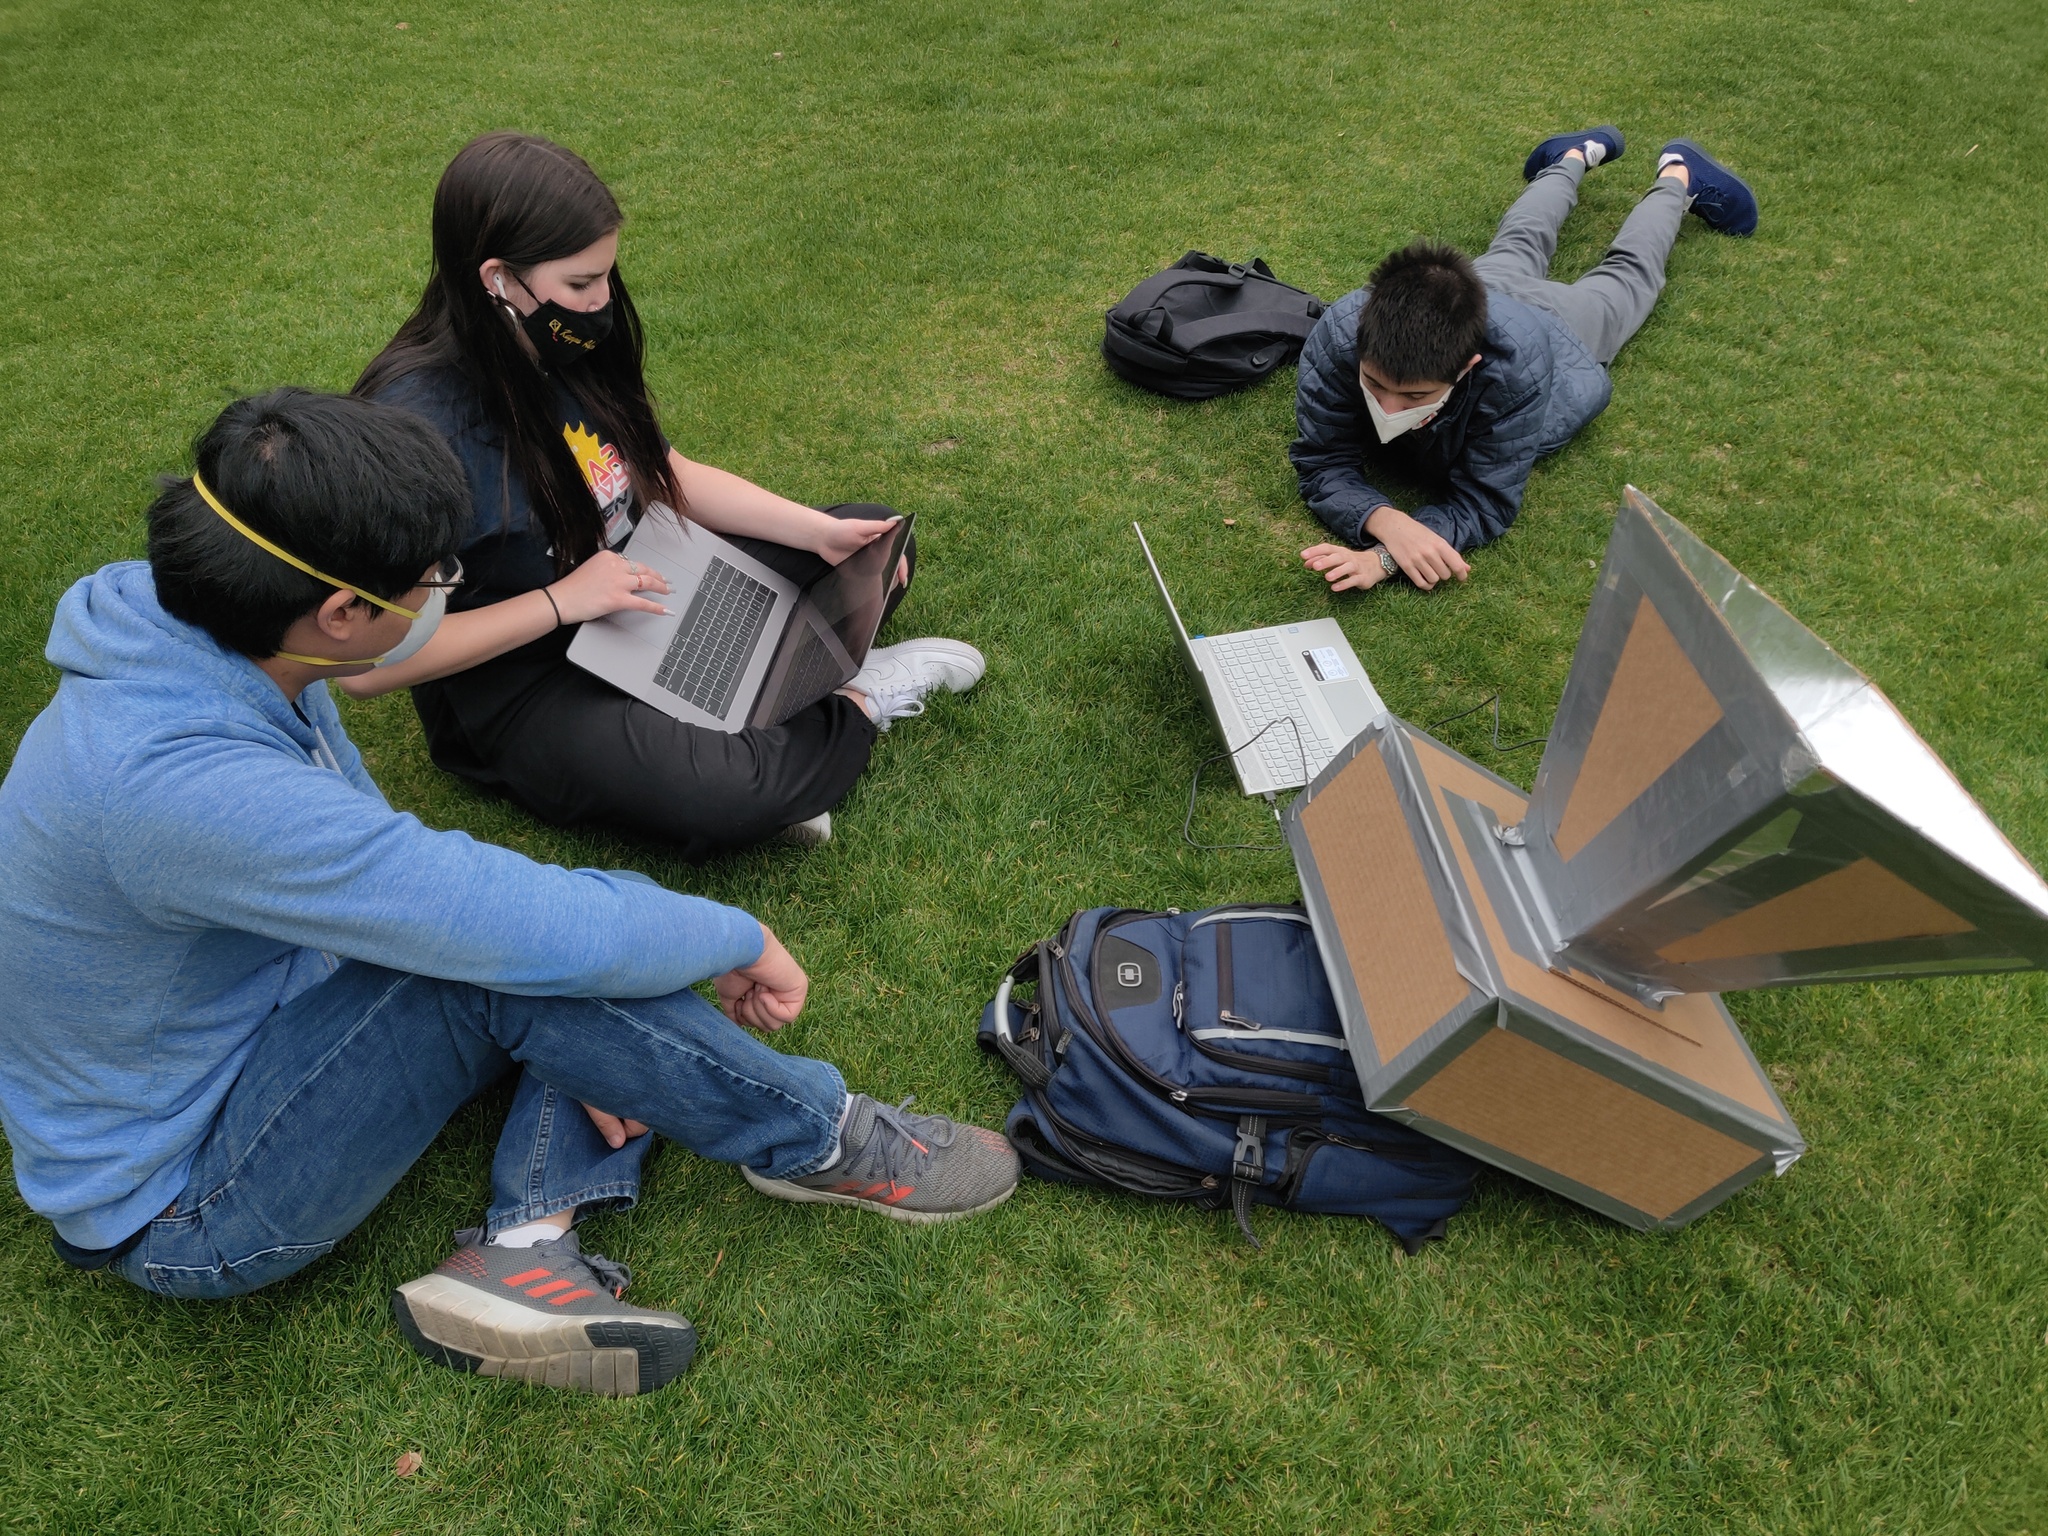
top-left (811, 512), bottom-right (901, 566)
top-left (546, 549), bottom-right (674, 623)
top-left (716, 924), bottom-right (810, 1032)
top-left (1302, 543), bottom-right (1395, 592)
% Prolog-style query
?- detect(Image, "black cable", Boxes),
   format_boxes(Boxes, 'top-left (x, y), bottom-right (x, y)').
top-left (1426, 693), bottom-right (1545, 754)
top-left (1182, 716), bottom-right (1305, 851)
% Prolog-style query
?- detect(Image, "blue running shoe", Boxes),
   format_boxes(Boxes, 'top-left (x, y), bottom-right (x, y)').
top-left (1523, 125), bottom-right (1625, 181)
top-left (1659, 138), bottom-right (1758, 236)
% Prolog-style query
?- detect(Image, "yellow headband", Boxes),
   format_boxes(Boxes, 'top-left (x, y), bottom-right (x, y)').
top-left (190, 472), bottom-right (421, 621)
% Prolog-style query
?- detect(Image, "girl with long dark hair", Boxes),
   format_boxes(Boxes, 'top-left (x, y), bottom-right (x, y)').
top-left (349, 132), bottom-right (981, 856)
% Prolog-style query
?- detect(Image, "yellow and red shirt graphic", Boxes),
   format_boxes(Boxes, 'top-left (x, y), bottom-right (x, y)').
top-left (562, 420), bottom-right (635, 544)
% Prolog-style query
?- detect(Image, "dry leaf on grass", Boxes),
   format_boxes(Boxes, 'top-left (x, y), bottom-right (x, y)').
top-left (394, 1450), bottom-right (424, 1478)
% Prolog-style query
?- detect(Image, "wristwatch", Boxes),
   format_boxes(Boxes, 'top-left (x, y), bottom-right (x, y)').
top-left (1375, 546), bottom-right (1398, 578)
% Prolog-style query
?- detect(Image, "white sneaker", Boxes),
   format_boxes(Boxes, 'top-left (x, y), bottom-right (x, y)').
top-left (776, 811), bottom-right (832, 846)
top-left (849, 639), bottom-right (986, 732)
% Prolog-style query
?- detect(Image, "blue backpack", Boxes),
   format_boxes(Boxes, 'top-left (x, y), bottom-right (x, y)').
top-left (978, 906), bottom-right (1478, 1252)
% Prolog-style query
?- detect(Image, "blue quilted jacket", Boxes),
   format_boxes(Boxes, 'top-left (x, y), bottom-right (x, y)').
top-left (1289, 285), bottom-right (1612, 552)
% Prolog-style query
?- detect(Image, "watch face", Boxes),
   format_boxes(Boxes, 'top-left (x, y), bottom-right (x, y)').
top-left (1379, 548), bottom-right (1399, 576)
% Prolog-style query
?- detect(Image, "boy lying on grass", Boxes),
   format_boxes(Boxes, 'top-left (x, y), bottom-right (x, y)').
top-left (0, 388), bottom-right (1016, 1397)
top-left (1293, 128), bottom-right (1757, 592)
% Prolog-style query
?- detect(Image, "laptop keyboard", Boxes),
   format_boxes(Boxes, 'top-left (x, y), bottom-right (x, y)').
top-left (654, 558), bottom-right (777, 719)
top-left (1208, 632), bottom-right (1334, 786)
top-left (761, 621), bottom-right (844, 726)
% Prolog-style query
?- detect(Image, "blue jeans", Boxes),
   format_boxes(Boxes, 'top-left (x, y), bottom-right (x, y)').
top-left (107, 962), bottom-right (845, 1299)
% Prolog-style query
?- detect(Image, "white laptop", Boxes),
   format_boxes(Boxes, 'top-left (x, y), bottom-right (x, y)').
top-left (569, 509), bottom-right (915, 732)
top-left (1134, 522), bottom-right (1386, 795)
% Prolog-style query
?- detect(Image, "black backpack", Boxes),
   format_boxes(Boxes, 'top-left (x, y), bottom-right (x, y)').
top-left (978, 905), bottom-right (1478, 1251)
top-left (1101, 253), bottom-right (1326, 400)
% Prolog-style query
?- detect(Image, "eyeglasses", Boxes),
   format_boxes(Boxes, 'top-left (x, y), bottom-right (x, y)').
top-left (415, 556), bottom-right (465, 593)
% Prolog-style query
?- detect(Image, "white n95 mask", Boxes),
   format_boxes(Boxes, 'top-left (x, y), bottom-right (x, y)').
top-left (1363, 382), bottom-right (1452, 444)
top-left (363, 583), bottom-right (447, 668)
top-left (267, 579), bottom-right (448, 669)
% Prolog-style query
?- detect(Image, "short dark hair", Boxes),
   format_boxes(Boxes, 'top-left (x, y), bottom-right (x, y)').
top-left (147, 388), bottom-right (470, 657)
top-left (1355, 242), bottom-right (1489, 385)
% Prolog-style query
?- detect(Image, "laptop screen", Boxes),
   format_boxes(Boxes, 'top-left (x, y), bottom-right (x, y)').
top-left (803, 513), bottom-right (916, 666)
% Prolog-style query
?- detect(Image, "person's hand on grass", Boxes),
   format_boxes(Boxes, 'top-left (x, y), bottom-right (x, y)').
top-left (717, 924), bottom-right (809, 1032)
top-left (545, 548), bottom-right (673, 623)
top-left (580, 1103), bottom-right (649, 1149)
top-left (1302, 543), bottom-right (1397, 593)
top-left (1364, 506), bottom-right (1471, 591)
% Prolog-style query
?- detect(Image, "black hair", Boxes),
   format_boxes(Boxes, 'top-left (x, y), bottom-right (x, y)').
top-left (1355, 242), bottom-right (1489, 385)
top-left (354, 131), bottom-right (682, 575)
top-left (147, 387), bottom-right (470, 657)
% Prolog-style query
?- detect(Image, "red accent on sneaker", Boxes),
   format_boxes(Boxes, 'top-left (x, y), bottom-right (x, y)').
top-left (546, 1288), bottom-right (597, 1306)
top-left (525, 1279), bottom-right (577, 1298)
top-left (841, 1180), bottom-right (915, 1204)
top-left (501, 1267), bottom-right (551, 1287)
top-left (439, 1248), bottom-right (490, 1280)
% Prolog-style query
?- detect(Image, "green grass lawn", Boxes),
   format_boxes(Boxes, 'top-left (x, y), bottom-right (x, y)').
top-left (3, 0), bottom-right (2045, 1529)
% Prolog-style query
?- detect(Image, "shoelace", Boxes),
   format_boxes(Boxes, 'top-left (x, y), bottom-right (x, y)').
top-left (857, 1096), bottom-right (957, 1179)
top-left (576, 1248), bottom-right (632, 1299)
top-left (864, 692), bottom-right (929, 729)
top-left (863, 688), bottom-right (928, 728)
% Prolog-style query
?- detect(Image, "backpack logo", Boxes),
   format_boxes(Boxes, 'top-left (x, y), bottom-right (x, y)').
top-left (1116, 962), bottom-right (1143, 988)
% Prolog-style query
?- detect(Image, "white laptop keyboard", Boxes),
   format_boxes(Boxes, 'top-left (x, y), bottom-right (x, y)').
top-left (1207, 632), bottom-right (1333, 786)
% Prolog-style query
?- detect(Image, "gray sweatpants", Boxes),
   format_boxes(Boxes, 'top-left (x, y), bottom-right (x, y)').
top-left (1470, 158), bottom-right (1685, 366)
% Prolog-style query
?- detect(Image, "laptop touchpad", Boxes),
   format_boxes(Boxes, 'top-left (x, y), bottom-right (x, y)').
top-left (1319, 678), bottom-right (1377, 740)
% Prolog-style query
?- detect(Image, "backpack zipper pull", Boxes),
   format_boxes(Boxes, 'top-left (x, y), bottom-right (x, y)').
top-left (1219, 1010), bottom-right (1263, 1031)
top-left (1172, 980), bottom-right (1185, 1030)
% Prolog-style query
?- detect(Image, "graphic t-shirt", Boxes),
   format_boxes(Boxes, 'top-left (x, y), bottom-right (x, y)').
top-left (368, 365), bottom-right (659, 614)
top-left (561, 414), bottom-right (638, 550)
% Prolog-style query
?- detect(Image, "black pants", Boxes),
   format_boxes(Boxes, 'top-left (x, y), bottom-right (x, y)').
top-left (412, 504), bottom-right (915, 861)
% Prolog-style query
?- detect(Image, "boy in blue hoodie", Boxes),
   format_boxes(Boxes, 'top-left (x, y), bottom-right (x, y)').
top-left (0, 388), bottom-right (1016, 1397)
top-left (1292, 130), bottom-right (1758, 593)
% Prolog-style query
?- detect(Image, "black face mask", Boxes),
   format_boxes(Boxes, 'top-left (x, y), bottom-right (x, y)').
top-left (499, 271), bottom-right (614, 364)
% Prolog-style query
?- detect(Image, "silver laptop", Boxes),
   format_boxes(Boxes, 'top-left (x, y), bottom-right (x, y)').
top-left (1134, 522), bottom-right (1386, 795)
top-left (569, 509), bottom-right (915, 732)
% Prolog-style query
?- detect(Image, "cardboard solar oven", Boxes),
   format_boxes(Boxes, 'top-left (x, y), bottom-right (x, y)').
top-left (1285, 487), bottom-right (2048, 1229)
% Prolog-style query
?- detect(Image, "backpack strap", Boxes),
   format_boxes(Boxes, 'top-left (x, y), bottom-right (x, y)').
top-left (1109, 269), bottom-right (1254, 319)
top-left (1230, 1114), bottom-right (1268, 1248)
top-left (1167, 308), bottom-right (1323, 352)
top-left (991, 948), bottom-right (1054, 1090)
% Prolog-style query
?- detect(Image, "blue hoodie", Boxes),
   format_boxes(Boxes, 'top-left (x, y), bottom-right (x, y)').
top-left (0, 563), bottom-right (765, 1249)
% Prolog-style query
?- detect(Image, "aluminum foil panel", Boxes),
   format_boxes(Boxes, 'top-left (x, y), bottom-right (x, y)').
top-left (1515, 488), bottom-right (2048, 996)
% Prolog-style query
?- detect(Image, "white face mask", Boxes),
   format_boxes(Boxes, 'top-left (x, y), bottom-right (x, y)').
top-left (368, 584), bottom-right (447, 668)
top-left (1359, 361), bottom-right (1474, 444)
top-left (1363, 386), bottom-right (1450, 444)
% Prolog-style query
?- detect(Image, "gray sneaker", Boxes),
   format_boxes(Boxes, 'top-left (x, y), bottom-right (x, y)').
top-left (741, 1094), bottom-right (1019, 1223)
top-left (392, 1228), bottom-right (696, 1397)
